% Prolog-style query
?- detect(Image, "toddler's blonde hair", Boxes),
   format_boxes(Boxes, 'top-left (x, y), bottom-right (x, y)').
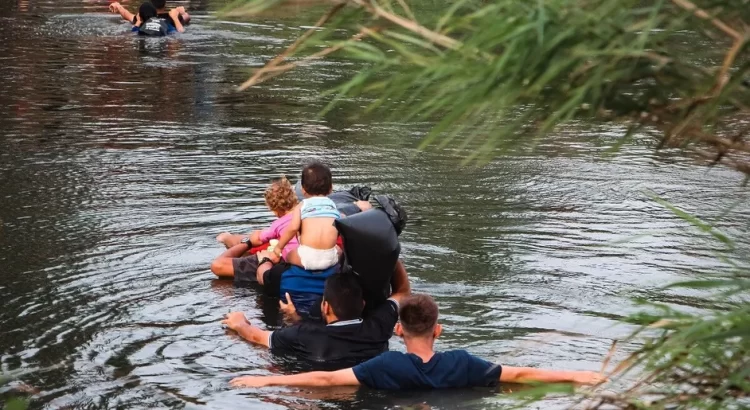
top-left (265, 177), bottom-right (298, 216)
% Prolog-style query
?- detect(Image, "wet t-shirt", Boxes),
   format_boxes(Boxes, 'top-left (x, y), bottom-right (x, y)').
top-left (352, 350), bottom-right (502, 390)
top-left (258, 212), bottom-right (298, 259)
top-left (269, 299), bottom-right (399, 365)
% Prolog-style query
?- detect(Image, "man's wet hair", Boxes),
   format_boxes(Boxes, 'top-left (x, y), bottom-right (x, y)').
top-left (138, 2), bottom-right (157, 21)
top-left (301, 160), bottom-right (333, 196)
top-left (323, 272), bottom-right (364, 321)
top-left (399, 294), bottom-right (439, 337)
top-left (151, 0), bottom-right (166, 9)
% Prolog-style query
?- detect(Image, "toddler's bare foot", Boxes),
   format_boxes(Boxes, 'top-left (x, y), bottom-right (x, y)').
top-left (216, 232), bottom-right (231, 245)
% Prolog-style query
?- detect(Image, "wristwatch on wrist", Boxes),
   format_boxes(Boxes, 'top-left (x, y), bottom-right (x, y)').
top-left (258, 257), bottom-right (273, 266)
top-left (240, 237), bottom-right (251, 247)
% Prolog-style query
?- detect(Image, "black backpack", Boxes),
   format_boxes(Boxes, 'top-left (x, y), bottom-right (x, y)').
top-left (138, 17), bottom-right (169, 36)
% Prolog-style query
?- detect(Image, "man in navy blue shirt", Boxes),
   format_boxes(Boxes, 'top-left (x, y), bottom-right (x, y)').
top-left (230, 294), bottom-right (606, 389)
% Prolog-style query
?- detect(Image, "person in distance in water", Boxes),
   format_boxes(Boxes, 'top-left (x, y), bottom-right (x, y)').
top-left (150, 0), bottom-right (190, 30)
top-left (109, 0), bottom-right (189, 33)
top-left (230, 294), bottom-right (606, 389)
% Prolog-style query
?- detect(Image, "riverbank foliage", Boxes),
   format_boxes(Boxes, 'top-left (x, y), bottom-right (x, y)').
top-left (228, 0), bottom-right (750, 408)
top-left (582, 209), bottom-right (750, 409)
top-left (229, 0), bottom-right (750, 173)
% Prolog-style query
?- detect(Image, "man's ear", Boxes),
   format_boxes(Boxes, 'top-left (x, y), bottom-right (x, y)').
top-left (321, 300), bottom-right (329, 316)
top-left (433, 324), bottom-right (443, 339)
top-left (394, 323), bottom-right (404, 337)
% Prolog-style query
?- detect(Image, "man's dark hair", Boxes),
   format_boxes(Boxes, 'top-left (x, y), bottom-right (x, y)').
top-left (301, 161), bottom-right (333, 196)
top-left (399, 294), bottom-right (439, 337)
top-left (323, 272), bottom-right (364, 321)
top-left (138, 2), bottom-right (157, 21)
top-left (151, 0), bottom-right (166, 9)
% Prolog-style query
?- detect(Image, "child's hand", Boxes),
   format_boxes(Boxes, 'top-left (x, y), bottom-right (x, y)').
top-left (174, 6), bottom-right (186, 13)
top-left (108, 2), bottom-right (121, 12)
top-left (256, 250), bottom-right (272, 261)
top-left (216, 232), bottom-right (231, 244)
top-left (260, 250), bottom-right (281, 264)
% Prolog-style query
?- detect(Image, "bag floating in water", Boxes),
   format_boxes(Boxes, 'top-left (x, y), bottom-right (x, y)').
top-left (336, 209), bottom-right (401, 312)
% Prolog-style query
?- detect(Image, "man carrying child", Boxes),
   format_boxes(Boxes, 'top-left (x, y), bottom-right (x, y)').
top-left (109, 0), bottom-right (190, 34)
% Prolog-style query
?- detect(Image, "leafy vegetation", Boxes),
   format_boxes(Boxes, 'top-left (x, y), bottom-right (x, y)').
top-left (1, 374), bottom-right (28, 410)
top-left (226, 0), bottom-right (750, 408)
top-left (228, 0), bottom-right (750, 170)
top-left (582, 201), bottom-right (750, 409)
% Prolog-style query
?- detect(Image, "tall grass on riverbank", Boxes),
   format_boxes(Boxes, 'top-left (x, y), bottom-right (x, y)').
top-left (227, 0), bottom-right (750, 407)
top-left (472, 196), bottom-right (750, 409)
top-left (583, 198), bottom-right (749, 409)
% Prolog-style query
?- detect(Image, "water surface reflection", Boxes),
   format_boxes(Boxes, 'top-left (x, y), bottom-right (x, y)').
top-left (0, 0), bottom-right (748, 408)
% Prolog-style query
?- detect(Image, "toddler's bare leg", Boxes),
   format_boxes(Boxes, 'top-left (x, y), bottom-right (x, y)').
top-left (285, 248), bottom-right (303, 268)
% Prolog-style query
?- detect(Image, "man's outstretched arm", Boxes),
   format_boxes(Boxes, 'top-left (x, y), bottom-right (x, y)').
top-left (500, 366), bottom-right (605, 385)
top-left (222, 312), bottom-right (271, 348)
top-left (109, 2), bottom-right (135, 23)
top-left (169, 8), bottom-right (185, 32)
top-left (231, 368), bottom-right (359, 388)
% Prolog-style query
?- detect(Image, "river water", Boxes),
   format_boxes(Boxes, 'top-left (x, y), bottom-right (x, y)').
top-left (1, 0), bottom-right (749, 408)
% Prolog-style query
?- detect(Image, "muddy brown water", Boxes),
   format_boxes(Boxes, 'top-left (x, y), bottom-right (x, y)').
top-left (1, 1), bottom-right (749, 408)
